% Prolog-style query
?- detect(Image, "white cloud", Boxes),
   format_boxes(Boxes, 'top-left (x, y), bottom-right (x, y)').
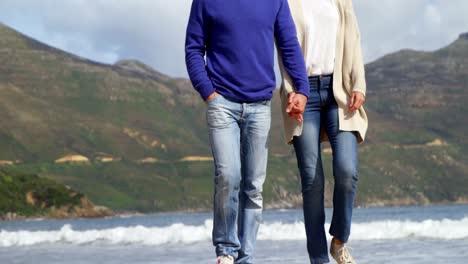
top-left (424, 4), bottom-right (442, 27)
top-left (0, 0), bottom-right (468, 77)
top-left (0, 0), bottom-right (192, 76)
top-left (354, 0), bottom-right (468, 62)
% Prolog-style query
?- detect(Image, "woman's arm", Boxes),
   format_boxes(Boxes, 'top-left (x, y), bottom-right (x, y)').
top-left (347, 0), bottom-right (366, 112)
top-left (278, 52), bottom-right (307, 122)
top-left (348, 1), bottom-right (366, 96)
top-left (278, 52), bottom-right (295, 95)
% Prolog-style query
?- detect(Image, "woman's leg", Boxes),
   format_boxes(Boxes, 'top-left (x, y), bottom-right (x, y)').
top-left (293, 87), bottom-right (330, 264)
top-left (322, 101), bottom-right (359, 243)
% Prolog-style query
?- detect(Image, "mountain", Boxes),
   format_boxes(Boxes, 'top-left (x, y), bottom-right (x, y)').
top-left (359, 32), bottom-right (468, 205)
top-left (0, 22), bottom-right (467, 213)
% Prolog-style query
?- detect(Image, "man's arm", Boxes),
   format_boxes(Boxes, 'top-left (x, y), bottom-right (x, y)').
top-left (185, 0), bottom-right (215, 101)
top-left (274, 0), bottom-right (309, 98)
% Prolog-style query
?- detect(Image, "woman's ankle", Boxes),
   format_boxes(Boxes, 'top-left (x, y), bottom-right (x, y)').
top-left (332, 237), bottom-right (344, 246)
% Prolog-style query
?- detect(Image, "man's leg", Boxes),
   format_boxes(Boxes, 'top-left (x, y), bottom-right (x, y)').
top-left (207, 95), bottom-right (243, 259)
top-left (236, 101), bottom-right (271, 264)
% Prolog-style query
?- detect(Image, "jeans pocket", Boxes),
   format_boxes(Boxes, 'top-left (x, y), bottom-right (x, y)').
top-left (206, 97), bottom-right (231, 129)
top-left (206, 93), bottom-right (223, 105)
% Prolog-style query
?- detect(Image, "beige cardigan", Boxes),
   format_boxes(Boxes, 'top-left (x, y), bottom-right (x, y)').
top-left (279, 0), bottom-right (368, 144)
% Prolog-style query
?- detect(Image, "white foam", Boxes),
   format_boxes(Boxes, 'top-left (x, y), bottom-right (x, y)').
top-left (1, 218), bottom-right (467, 247)
top-left (260, 217), bottom-right (468, 241)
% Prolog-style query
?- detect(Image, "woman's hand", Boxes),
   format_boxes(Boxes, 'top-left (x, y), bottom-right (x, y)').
top-left (349, 91), bottom-right (365, 112)
top-left (286, 92), bottom-right (307, 122)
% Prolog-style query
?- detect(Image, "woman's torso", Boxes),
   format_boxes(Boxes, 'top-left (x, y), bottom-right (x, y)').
top-left (299, 0), bottom-right (339, 76)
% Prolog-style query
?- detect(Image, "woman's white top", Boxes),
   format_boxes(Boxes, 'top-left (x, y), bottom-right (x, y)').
top-left (299, 0), bottom-right (339, 76)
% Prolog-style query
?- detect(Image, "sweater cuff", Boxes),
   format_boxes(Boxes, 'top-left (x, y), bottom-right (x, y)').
top-left (295, 82), bottom-right (310, 98)
top-left (352, 88), bottom-right (366, 97)
top-left (198, 86), bottom-right (216, 101)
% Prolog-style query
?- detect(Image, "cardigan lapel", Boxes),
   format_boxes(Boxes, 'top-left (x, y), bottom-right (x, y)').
top-left (288, 0), bottom-right (306, 50)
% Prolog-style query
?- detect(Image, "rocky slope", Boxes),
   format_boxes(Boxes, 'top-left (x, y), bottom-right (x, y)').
top-left (0, 168), bottom-right (113, 220)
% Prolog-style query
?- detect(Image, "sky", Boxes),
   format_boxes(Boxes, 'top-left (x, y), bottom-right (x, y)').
top-left (1, 0), bottom-right (468, 78)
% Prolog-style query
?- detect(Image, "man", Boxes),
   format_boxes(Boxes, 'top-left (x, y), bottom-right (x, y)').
top-left (185, 0), bottom-right (309, 263)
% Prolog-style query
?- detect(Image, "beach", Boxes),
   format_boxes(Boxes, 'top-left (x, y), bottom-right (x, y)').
top-left (1, 204), bottom-right (467, 263)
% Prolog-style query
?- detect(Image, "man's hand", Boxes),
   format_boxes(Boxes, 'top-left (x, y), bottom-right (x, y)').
top-left (349, 91), bottom-right (365, 112)
top-left (286, 92), bottom-right (307, 122)
top-left (205, 91), bottom-right (219, 103)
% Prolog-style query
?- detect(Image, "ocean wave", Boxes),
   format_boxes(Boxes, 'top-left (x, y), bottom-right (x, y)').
top-left (1, 218), bottom-right (467, 247)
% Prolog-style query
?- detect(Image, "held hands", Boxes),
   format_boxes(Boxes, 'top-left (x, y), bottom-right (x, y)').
top-left (286, 92), bottom-right (307, 122)
top-left (349, 91), bottom-right (365, 112)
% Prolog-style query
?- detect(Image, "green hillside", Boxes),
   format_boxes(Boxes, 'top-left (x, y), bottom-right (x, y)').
top-left (0, 168), bottom-right (112, 220)
top-left (0, 22), bottom-right (467, 213)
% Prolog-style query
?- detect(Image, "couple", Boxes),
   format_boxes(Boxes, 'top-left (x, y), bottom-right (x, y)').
top-left (185, 0), bottom-right (368, 263)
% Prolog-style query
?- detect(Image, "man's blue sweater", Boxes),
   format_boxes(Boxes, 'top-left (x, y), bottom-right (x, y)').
top-left (185, 0), bottom-right (309, 102)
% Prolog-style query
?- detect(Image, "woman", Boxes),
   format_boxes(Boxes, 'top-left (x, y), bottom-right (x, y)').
top-left (278, 0), bottom-right (368, 263)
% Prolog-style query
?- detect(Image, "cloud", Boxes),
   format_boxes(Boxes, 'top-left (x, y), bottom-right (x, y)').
top-left (0, 0), bottom-right (468, 78)
top-left (0, 0), bottom-right (192, 76)
top-left (354, 0), bottom-right (468, 62)
top-left (37, 0), bottom-right (192, 76)
top-left (424, 4), bottom-right (442, 27)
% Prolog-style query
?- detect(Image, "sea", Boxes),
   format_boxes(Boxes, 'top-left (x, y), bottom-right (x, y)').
top-left (1, 204), bottom-right (467, 264)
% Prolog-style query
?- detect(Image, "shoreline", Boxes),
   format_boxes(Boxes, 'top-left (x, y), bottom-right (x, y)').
top-left (4, 200), bottom-right (467, 222)
top-left (137, 200), bottom-right (468, 217)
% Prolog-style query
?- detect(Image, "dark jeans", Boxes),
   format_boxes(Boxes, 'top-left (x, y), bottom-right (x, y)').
top-left (293, 75), bottom-right (359, 264)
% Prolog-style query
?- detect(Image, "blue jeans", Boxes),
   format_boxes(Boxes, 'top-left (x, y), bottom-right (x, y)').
top-left (206, 94), bottom-right (271, 264)
top-left (293, 75), bottom-right (359, 264)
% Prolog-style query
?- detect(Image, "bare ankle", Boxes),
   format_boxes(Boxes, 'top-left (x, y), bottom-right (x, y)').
top-left (332, 237), bottom-right (344, 246)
